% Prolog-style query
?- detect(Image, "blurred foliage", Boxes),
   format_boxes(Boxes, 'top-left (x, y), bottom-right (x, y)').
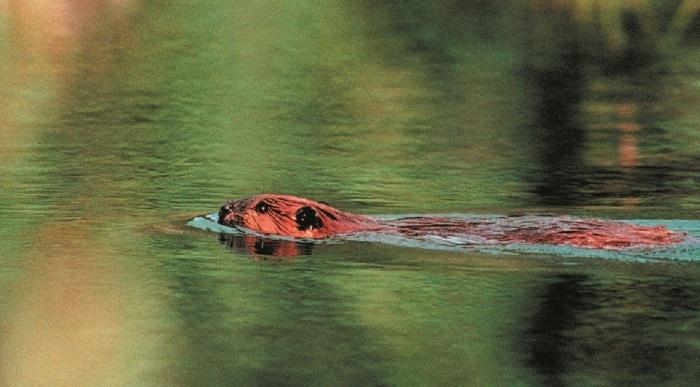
top-left (0, 1), bottom-right (699, 386)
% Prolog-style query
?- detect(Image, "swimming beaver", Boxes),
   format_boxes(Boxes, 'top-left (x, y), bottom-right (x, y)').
top-left (218, 194), bottom-right (684, 249)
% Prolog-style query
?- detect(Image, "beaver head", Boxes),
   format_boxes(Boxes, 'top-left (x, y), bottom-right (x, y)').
top-left (217, 194), bottom-right (374, 239)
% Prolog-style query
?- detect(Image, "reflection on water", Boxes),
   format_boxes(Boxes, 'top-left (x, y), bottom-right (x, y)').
top-left (524, 274), bottom-right (592, 383)
top-left (219, 233), bottom-right (314, 259)
top-left (523, 5), bottom-right (588, 206)
top-left (521, 1), bottom-right (700, 208)
top-left (523, 274), bottom-right (700, 385)
top-left (1, 0), bottom-right (699, 385)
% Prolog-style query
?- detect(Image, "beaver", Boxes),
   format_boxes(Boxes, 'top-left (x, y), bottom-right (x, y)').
top-left (218, 194), bottom-right (685, 249)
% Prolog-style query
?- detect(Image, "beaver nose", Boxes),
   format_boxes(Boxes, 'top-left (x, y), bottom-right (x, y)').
top-left (218, 204), bottom-right (234, 223)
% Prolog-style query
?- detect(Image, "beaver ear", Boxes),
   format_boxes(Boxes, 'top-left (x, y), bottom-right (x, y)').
top-left (296, 207), bottom-right (324, 231)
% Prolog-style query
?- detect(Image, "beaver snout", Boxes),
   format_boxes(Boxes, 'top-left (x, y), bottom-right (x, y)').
top-left (218, 203), bottom-right (234, 224)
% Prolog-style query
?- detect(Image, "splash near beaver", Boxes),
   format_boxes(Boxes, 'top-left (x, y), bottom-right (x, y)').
top-left (212, 194), bottom-right (684, 251)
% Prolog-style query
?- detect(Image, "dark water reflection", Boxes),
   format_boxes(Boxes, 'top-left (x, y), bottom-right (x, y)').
top-left (1, 0), bottom-right (699, 385)
top-left (219, 233), bottom-right (314, 259)
top-left (523, 274), bottom-right (700, 385)
top-left (521, 3), bottom-right (700, 208)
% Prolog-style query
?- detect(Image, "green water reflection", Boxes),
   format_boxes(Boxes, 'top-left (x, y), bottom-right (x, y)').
top-left (1, 1), bottom-right (699, 385)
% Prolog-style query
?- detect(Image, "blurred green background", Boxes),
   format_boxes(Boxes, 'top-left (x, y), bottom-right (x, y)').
top-left (0, 1), bottom-right (698, 386)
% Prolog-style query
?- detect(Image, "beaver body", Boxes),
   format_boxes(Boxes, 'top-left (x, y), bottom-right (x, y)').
top-left (218, 194), bottom-right (684, 249)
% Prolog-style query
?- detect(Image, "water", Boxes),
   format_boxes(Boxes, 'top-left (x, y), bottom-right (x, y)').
top-left (1, 1), bottom-right (699, 385)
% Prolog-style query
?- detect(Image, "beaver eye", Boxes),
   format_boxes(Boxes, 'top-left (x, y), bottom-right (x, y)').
top-left (254, 201), bottom-right (269, 213)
